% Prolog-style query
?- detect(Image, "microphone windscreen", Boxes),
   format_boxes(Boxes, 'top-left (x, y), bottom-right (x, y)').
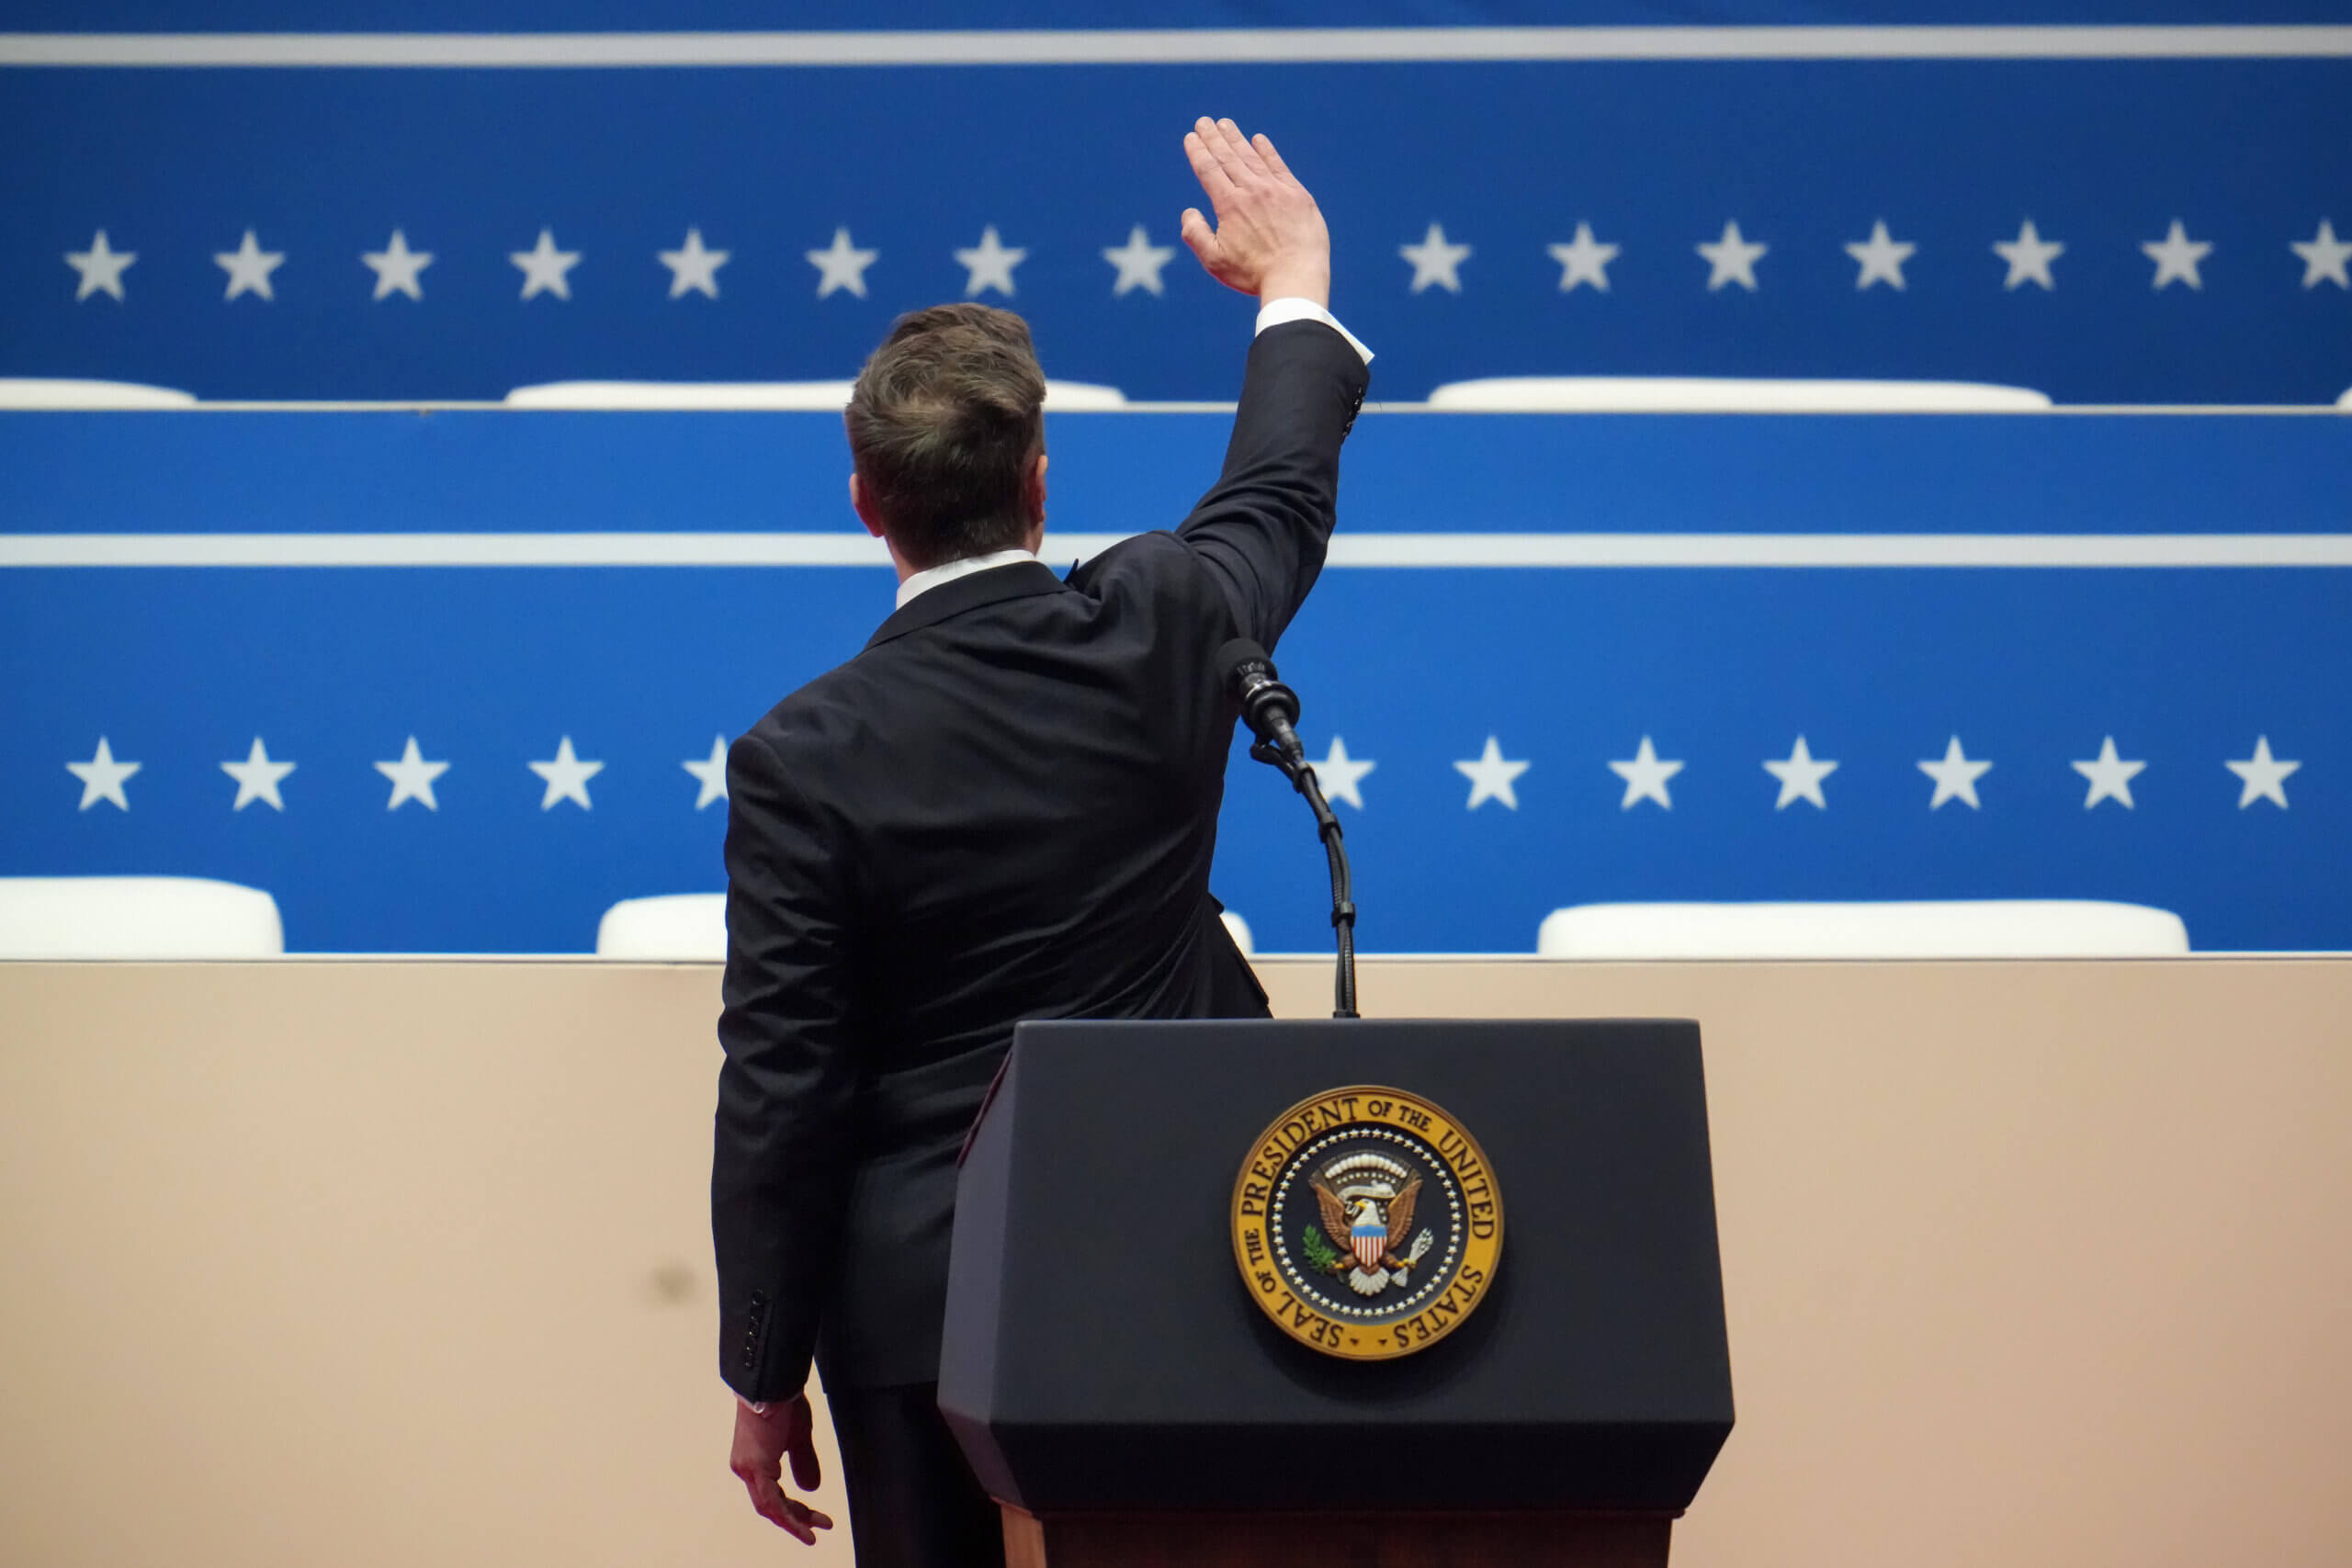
top-left (1216, 637), bottom-right (1273, 691)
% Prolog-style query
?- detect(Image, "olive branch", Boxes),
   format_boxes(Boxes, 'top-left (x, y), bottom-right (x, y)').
top-left (1301, 1222), bottom-right (1343, 1272)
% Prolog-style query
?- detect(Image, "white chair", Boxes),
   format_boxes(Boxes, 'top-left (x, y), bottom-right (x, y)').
top-left (594, 894), bottom-right (727, 959)
top-left (1424, 378), bottom-right (2052, 413)
top-left (594, 896), bottom-right (1258, 961)
top-left (1536, 900), bottom-right (2189, 959)
top-left (0, 378), bottom-right (198, 409)
top-left (1219, 910), bottom-right (1254, 955)
top-left (504, 380), bottom-right (1128, 410)
top-left (0, 876), bottom-right (283, 957)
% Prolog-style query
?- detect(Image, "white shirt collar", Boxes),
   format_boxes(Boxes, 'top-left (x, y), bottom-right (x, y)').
top-left (893, 546), bottom-right (1042, 610)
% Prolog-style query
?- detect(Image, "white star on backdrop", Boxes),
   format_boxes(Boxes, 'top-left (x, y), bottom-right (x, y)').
top-left (214, 230), bottom-right (285, 301)
top-left (375, 736), bottom-right (449, 811)
top-left (529, 736), bottom-right (604, 811)
top-left (684, 736), bottom-right (729, 810)
top-left (1917, 736), bottom-right (1993, 810)
top-left (1102, 225), bottom-right (1178, 297)
top-left (362, 230), bottom-right (433, 300)
top-left (66, 737), bottom-right (140, 811)
top-left (2291, 220), bottom-right (2352, 289)
top-left (2073, 736), bottom-right (2147, 809)
top-left (220, 737), bottom-right (296, 811)
top-left (1763, 736), bottom-right (1838, 809)
top-left (2143, 220), bottom-right (2212, 290)
top-left (1455, 736), bottom-right (1529, 811)
top-left (1312, 737), bottom-right (1377, 810)
top-left (1399, 223), bottom-right (1473, 294)
top-left (511, 229), bottom-right (582, 300)
top-left (1546, 222), bottom-right (1619, 292)
top-left (807, 228), bottom-right (878, 299)
top-left (1697, 221), bottom-right (1767, 292)
top-left (659, 229), bottom-right (729, 299)
top-left (2224, 736), bottom-right (2300, 809)
top-left (59, 738), bottom-right (2323, 818)
top-left (1845, 220), bottom-right (1916, 290)
top-left (955, 226), bottom-right (1026, 298)
top-left (1610, 737), bottom-right (1684, 810)
top-left (64, 231), bottom-right (136, 301)
top-left (1994, 219), bottom-right (2065, 291)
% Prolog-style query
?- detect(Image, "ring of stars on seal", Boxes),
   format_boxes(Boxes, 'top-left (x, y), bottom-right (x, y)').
top-left (1231, 1085), bottom-right (1504, 1360)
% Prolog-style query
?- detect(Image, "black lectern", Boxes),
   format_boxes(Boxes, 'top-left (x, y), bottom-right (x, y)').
top-left (940, 1019), bottom-right (1734, 1566)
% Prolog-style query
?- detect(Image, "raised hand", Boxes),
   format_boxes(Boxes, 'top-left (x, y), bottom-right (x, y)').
top-left (1180, 118), bottom-right (1332, 309)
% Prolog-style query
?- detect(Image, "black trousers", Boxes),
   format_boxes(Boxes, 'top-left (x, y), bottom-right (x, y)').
top-left (827, 1382), bottom-right (1005, 1568)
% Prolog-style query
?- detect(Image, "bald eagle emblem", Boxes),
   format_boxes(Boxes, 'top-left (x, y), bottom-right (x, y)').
top-left (1309, 1153), bottom-right (1437, 1296)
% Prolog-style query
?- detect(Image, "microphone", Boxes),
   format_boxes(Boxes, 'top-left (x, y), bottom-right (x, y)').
top-left (1214, 637), bottom-right (1359, 1020)
top-left (1216, 638), bottom-right (1307, 768)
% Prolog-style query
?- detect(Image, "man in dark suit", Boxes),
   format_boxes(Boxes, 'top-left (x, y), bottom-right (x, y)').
top-left (713, 118), bottom-right (1371, 1565)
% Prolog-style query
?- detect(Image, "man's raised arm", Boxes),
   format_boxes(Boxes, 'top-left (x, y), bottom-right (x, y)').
top-left (1172, 118), bottom-right (1373, 651)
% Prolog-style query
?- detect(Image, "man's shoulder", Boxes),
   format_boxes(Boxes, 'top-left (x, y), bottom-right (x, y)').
top-left (746, 539), bottom-right (1229, 740)
top-left (742, 660), bottom-right (884, 764)
top-left (1067, 528), bottom-right (1227, 609)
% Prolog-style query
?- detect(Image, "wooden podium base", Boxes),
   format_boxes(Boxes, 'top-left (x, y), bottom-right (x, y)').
top-left (1001, 1505), bottom-right (1672, 1568)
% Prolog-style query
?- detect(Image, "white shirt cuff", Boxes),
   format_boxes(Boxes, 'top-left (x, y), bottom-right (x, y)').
top-left (1254, 298), bottom-right (1373, 365)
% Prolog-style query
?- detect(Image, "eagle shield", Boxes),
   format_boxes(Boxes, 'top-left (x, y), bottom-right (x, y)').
top-left (1351, 1211), bottom-right (1386, 1270)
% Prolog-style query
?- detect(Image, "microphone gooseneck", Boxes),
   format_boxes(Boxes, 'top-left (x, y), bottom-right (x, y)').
top-left (1216, 638), bottom-right (1359, 1021)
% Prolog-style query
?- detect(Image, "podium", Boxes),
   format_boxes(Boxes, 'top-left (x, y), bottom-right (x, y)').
top-left (939, 1019), bottom-right (1734, 1567)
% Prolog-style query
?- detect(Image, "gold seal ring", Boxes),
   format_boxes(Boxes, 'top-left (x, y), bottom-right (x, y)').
top-left (1230, 1084), bottom-right (1503, 1360)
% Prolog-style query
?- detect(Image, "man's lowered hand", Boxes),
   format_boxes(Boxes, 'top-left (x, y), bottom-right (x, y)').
top-left (730, 1393), bottom-right (835, 1545)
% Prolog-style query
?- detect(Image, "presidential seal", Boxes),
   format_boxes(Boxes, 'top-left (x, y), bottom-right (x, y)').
top-left (1230, 1086), bottom-right (1503, 1360)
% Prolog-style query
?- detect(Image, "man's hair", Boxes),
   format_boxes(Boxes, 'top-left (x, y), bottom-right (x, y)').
top-left (845, 303), bottom-right (1047, 570)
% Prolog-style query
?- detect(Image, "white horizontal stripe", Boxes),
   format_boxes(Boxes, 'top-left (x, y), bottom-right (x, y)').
top-left (0, 533), bottom-right (895, 567)
top-left (1328, 533), bottom-right (2352, 567)
top-left (4, 27), bottom-right (2351, 68)
top-left (2, 399), bottom-right (2337, 415)
top-left (6, 532), bottom-right (2351, 568)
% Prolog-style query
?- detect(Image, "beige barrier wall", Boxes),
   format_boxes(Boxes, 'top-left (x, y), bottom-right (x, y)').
top-left (2, 957), bottom-right (2347, 1568)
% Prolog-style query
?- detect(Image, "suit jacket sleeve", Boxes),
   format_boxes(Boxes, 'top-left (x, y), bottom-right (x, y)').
top-left (712, 728), bottom-right (858, 1401)
top-left (1174, 319), bottom-right (1372, 651)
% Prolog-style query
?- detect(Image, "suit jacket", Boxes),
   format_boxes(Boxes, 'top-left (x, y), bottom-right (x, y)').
top-left (713, 319), bottom-right (1370, 1397)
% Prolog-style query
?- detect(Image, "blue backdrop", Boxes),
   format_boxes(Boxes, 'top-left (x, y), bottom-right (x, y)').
top-left (6, 10), bottom-right (2349, 951)
top-left (5, 9), bottom-right (2350, 403)
top-left (5, 407), bottom-right (2345, 953)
